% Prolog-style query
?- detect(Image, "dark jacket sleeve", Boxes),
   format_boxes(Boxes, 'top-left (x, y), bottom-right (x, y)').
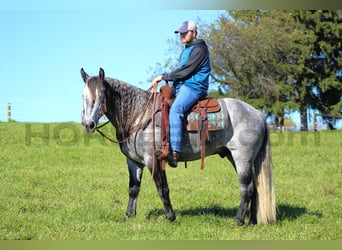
top-left (162, 44), bottom-right (209, 82)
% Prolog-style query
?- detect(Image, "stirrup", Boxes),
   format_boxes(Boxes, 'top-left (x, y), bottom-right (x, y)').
top-left (167, 151), bottom-right (178, 168)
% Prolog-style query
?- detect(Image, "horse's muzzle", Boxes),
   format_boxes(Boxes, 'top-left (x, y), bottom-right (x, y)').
top-left (82, 119), bottom-right (96, 133)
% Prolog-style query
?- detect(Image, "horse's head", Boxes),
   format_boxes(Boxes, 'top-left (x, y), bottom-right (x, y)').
top-left (81, 68), bottom-right (106, 133)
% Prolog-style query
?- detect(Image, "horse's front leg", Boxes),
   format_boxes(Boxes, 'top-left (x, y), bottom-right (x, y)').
top-left (152, 161), bottom-right (176, 221)
top-left (125, 158), bottom-right (144, 220)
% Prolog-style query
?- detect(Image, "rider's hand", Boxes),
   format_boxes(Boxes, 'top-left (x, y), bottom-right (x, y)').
top-left (152, 75), bottom-right (163, 88)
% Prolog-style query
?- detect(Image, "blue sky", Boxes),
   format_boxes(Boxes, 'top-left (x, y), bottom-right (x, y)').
top-left (0, 1), bottom-right (340, 129)
top-left (0, 9), bottom-right (224, 123)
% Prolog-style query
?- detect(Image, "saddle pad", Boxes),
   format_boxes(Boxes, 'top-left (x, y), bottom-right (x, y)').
top-left (186, 100), bottom-right (228, 131)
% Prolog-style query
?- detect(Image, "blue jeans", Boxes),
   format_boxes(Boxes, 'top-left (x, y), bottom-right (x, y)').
top-left (170, 85), bottom-right (203, 152)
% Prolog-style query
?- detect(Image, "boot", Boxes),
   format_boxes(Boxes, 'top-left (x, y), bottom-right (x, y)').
top-left (155, 149), bottom-right (179, 168)
top-left (167, 151), bottom-right (178, 168)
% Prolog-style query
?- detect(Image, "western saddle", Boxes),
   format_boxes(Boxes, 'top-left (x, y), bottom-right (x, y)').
top-left (157, 85), bottom-right (221, 170)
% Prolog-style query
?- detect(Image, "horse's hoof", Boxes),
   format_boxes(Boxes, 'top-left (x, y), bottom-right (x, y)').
top-left (123, 214), bottom-right (135, 221)
top-left (235, 218), bottom-right (244, 226)
top-left (248, 218), bottom-right (257, 225)
top-left (166, 213), bottom-right (176, 222)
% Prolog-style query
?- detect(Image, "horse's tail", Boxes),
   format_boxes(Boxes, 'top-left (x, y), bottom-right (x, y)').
top-left (254, 123), bottom-right (276, 224)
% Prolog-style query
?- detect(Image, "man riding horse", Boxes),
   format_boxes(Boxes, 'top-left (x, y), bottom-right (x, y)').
top-left (152, 20), bottom-right (211, 167)
top-left (81, 20), bottom-right (276, 225)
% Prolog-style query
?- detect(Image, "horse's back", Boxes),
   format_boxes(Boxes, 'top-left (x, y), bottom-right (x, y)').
top-left (221, 98), bottom-right (265, 128)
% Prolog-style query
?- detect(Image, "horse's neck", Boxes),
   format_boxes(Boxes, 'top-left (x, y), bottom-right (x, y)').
top-left (104, 78), bottom-right (150, 138)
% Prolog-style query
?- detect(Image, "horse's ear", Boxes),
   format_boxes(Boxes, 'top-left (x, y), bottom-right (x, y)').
top-left (99, 68), bottom-right (105, 81)
top-left (81, 68), bottom-right (89, 83)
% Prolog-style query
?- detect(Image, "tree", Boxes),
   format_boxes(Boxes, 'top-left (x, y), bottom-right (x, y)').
top-left (202, 10), bottom-right (310, 125)
top-left (203, 10), bottom-right (341, 130)
top-left (291, 10), bottom-right (342, 129)
top-left (148, 11), bottom-right (341, 130)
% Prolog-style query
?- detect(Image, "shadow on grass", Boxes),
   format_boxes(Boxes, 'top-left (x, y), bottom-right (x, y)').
top-left (146, 204), bottom-right (237, 220)
top-left (179, 205), bottom-right (237, 218)
top-left (277, 203), bottom-right (322, 221)
top-left (147, 203), bottom-right (320, 222)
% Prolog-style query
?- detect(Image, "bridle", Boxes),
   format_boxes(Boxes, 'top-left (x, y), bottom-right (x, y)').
top-left (94, 92), bottom-right (121, 144)
top-left (95, 87), bottom-right (159, 145)
top-left (92, 82), bottom-right (162, 177)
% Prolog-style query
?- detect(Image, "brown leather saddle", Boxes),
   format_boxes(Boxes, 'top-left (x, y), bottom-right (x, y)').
top-left (186, 98), bottom-right (220, 131)
top-left (157, 85), bottom-right (226, 170)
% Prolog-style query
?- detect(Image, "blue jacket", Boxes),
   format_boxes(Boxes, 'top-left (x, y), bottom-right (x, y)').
top-left (162, 39), bottom-right (211, 98)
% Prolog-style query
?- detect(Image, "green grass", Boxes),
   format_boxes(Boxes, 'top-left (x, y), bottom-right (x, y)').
top-left (0, 122), bottom-right (341, 239)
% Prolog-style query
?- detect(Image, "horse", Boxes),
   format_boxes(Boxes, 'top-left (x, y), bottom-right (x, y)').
top-left (80, 68), bottom-right (276, 225)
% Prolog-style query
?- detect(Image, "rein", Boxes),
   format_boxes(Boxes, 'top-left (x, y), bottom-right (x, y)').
top-left (94, 82), bottom-right (160, 178)
top-left (95, 98), bottom-right (122, 144)
top-left (95, 90), bottom-right (159, 145)
top-left (95, 121), bottom-right (119, 144)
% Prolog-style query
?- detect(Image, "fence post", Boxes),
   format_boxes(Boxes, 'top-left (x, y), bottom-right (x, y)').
top-left (7, 103), bottom-right (11, 122)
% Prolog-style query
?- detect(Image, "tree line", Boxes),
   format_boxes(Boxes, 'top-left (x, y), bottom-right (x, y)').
top-left (151, 10), bottom-right (341, 130)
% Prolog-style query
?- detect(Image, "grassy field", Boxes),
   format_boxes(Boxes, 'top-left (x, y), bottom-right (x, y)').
top-left (0, 122), bottom-right (341, 240)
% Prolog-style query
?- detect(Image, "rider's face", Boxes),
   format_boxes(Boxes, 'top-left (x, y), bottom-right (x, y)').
top-left (180, 30), bottom-right (196, 45)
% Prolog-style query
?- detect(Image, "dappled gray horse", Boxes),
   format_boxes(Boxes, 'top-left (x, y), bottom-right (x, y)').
top-left (81, 68), bottom-right (276, 225)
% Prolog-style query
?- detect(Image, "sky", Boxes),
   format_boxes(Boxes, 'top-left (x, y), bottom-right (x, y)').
top-left (0, 1), bottom-right (340, 129)
top-left (0, 7), bottom-right (225, 123)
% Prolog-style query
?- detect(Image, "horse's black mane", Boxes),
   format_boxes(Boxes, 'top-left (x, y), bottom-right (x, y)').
top-left (104, 77), bottom-right (150, 104)
top-left (103, 77), bottom-right (151, 139)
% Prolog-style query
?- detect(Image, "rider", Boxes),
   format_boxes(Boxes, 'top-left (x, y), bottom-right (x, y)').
top-left (152, 20), bottom-right (211, 167)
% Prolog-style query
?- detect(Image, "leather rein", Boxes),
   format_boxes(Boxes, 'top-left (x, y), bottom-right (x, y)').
top-left (95, 90), bottom-right (159, 145)
top-left (94, 84), bottom-right (161, 177)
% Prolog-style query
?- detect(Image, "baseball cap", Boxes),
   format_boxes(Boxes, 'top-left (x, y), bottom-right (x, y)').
top-left (174, 20), bottom-right (197, 34)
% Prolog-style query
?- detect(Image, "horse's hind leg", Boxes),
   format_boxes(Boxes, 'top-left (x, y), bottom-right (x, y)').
top-left (234, 160), bottom-right (255, 225)
top-left (125, 158), bottom-right (144, 220)
top-left (151, 162), bottom-right (176, 221)
top-left (249, 182), bottom-right (257, 225)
